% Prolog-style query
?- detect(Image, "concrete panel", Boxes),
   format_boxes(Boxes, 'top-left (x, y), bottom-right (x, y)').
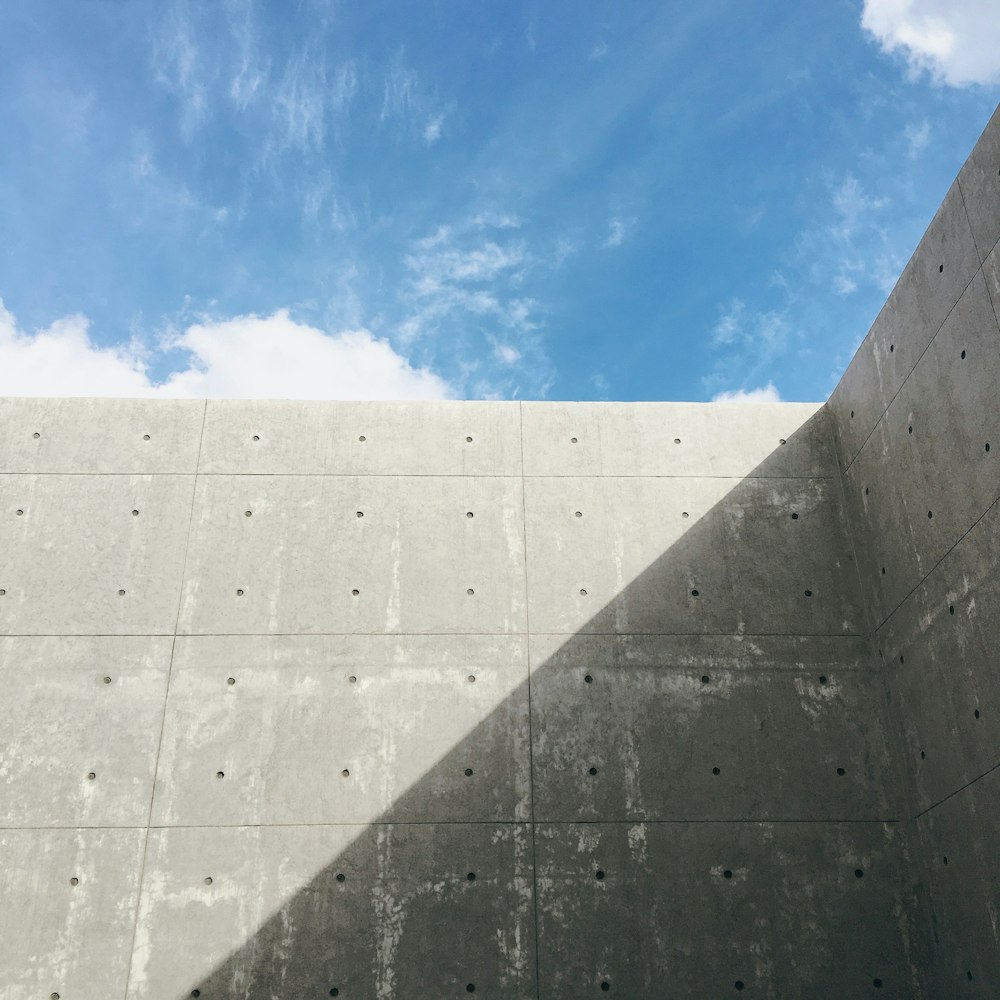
top-left (0, 474), bottom-right (195, 635)
top-left (530, 635), bottom-right (898, 822)
top-left (877, 501), bottom-right (1000, 815)
top-left (957, 103), bottom-right (1000, 264)
top-left (128, 823), bottom-right (535, 999)
top-left (177, 474), bottom-right (527, 634)
top-left (0, 397), bottom-right (204, 473)
top-left (535, 821), bottom-right (921, 999)
top-left (983, 238), bottom-right (1000, 326)
top-left (521, 401), bottom-right (831, 478)
top-left (842, 272), bottom-right (1000, 626)
top-left (914, 769), bottom-right (1000, 998)
top-left (0, 636), bottom-right (172, 826)
top-left (151, 635), bottom-right (530, 826)
top-left (0, 827), bottom-right (145, 1000)
top-left (828, 181), bottom-right (980, 470)
top-left (198, 400), bottom-right (523, 476)
top-left (524, 475), bottom-right (862, 636)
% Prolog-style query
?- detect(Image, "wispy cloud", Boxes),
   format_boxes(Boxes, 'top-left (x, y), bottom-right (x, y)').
top-left (151, 0), bottom-right (211, 135)
top-left (904, 118), bottom-right (931, 157)
top-left (424, 114), bottom-right (445, 144)
top-left (0, 299), bottom-right (450, 399)
top-left (604, 216), bottom-right (633, 248)
top-left (862, 0), bottom-right (1000, 86)
top-left (589, 41), bottom-right (609, 61)
top-left (712, 382), bottom-right (782, 403)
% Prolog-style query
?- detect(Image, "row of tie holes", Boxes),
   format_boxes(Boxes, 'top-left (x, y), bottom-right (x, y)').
top-left (82, 671), bottom-right (851, 784)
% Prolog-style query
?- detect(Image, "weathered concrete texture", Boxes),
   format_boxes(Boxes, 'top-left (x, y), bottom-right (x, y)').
top-left (828, 104), bottom-right (1000, 997)
top-left (0, 395), bottom-right (924, 998)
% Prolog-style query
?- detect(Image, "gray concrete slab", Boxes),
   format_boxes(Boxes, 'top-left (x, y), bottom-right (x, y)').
top-left (0, 474), bottom-right (196, 635)
top-left (535, 821), bottom-right (921, 998)
top-left (828, 181), bottom-right (981, 471)
top-left (524, 474), bottom-right (862, 636)
top-left (0, 636), bottom-right (172, 826)
top-left (0, 397), bottom-right (204, 473)
top-left (521, 401), bottom-right (831, 478)
top-left (913, 768), bottom-right (1000, 998)
top-left (198, 400), bottom-right (523, 476)
top-left (176, 474), bottom-right (527, 634)
top-left (957, 103), bottom-right (1000, 265)
top-left (151, 635), bottom-right (530, 826)
top-left (0, 827), bottom-right (145, 1000)
top-left (530, 635), bottom-right (898, 821)
top-left (127, 823), bottom-right (536, 999)
top-left (877, 501), bottom-right (1000, 815)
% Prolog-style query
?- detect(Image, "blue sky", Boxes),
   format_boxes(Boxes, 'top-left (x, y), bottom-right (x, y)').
top-left (0, 0), bottom-right (998, 401)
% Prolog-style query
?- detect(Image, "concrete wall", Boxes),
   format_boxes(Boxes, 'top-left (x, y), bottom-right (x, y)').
top-left (827, 104), bottom-right (1000, 997)
top-left (0, 398), bottom-right (923, 998)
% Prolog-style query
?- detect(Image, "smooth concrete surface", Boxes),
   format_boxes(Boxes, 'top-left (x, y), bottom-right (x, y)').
top-left (2, 102), bottom-right (998, 1000)
top-left (0, 396), bottom-right (922, 998)
top-left (828, 104), bottom-right (1000, 997)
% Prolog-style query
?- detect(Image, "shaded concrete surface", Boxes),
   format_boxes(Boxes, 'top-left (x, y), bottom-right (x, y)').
top-left (0, 401), bottom-right (925, 999)
top-left (828, 103), bottom-right (1000, 997)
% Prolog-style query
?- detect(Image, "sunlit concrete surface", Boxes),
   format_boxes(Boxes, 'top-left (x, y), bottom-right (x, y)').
top-left (1, 103), bottom-right (999, 1000)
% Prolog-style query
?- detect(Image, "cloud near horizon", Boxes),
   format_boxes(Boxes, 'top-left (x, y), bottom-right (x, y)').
top-left (862, 0), bottom-right (1000, 86)
top-left (0, 302), bottom-right (451, 400)
top-left (711, 383), bottom-right (783, 403)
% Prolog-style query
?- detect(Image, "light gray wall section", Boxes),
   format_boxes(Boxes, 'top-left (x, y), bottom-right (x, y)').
top-left (826, 105), bottom-right (1000, 997)
top-left (0, 396), bottom-right (922, 998)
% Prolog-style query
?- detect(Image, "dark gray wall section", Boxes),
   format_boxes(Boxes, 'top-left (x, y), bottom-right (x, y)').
top-left (828, 104), bottom-right (1000, 997)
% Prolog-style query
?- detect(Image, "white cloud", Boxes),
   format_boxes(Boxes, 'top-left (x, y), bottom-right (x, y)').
top-left (712, 298), bottom-right (745, 346)
top-left (604, 217), bottom-right (630, 248)
top-left (904, 119), bottom-right (931, 157)
top-left (424, 114), bottom-right (445, 144)
top-left (861, 0), bottom-right (1000, 86)
top-left (712, 383), bottom-right (782, 403)
top-left (589, 41), bottom-right (609, 61)
top-left (493, 343), bottom-right (522, 364)
top-left (0, 301), bottom-right (450, 400)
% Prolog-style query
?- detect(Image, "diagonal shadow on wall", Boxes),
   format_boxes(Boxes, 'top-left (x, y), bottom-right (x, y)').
top-left (129, 410), bottom-right (926, 1000)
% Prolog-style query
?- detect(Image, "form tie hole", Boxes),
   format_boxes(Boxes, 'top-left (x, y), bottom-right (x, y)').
top-left (143, 434), bottom-right (150, 441)
top-left (701, 675), bottom-right (710, 684)
top-left (251, 435), bottom-right (259, 441)
top-left (571, 437), bottom-right (578, 443)
top-left (681, 511), bottom-right (689, 518)
top-left (467, 872), bottom-right (476, 881)
top-left (837, 767), bottom-right (846, 776)
top-left (69, 877), bottom-right (79, 886)
top-left (855, 868), bottom-right (864, 878)
top-left (16, 509), bottom-right (23, 516)
top-left (467, 986), bottom-right (476, 994)
top-left (908, 425), bottom-right (913, 434)
top-left (336, 873), bottom-right (346, 883)
top-left (330, 990), bottom-right (339, 997)
top-left (712, 766), bottom-right (721, 775)
top-left (928, 510), bottom-right (933, 519)
top-left (968, 971), bottom-right (974, 981)
top-left (216, 771), bottom-right (225, 779)
top-left (464, 767), bottom-right (474, 776)
top-left (467, 674), bottom-right (476, 683)
top-left (819, 675), bottom-right (827, 684)
top-left (920, 749), bottom-right (926, 759)
top-left (227, 677), bottom-right (236, 685)
top-left (691, 589), bottom-right (700, 597)
top-left (236, 589), bottom-right (244, 596)
top-left (358, 435), bottom-right (366, 442)
top-left (349, 675), bottom-right (357, 684)
top-left (961, 349), bottom-right (966, 359)
top-left (244, 510), bottom-right (252, 517)
top-left (939, 264), bottom-right (944, 273)
top-left (975, 708), bottom-right (981, 719)
top-left (791, 512), bottom-right (799, 519)
top-left (467, 588), bottom-right (475, 595)
top-left (33, 432), bottom-right (41, 439)
top-left (466, 511), bottom-right (474, 518)
top-left (352, 589), bottom-right (360, 596)
top-left (601, 984), bottom-right (611, 993)
top-left (890, 344), bottom-right (894, 353)
top-left (987, 443), bottom-right (991, 453)
top-left (575, 510), bottom-right (583, 517)
top-left (850, 411), bottom-right (854, 419)
top-left (87, 772), bottom-right (96, 780)
top-left (580, 589), bottom-right (588, 596)
top-left (881, 567), bottom-right (886, 575)
top-left (0, 590), bottom-right (6, 596)
top-left (589, 766), bottom-right (598, 775)
top-left (584, 674), bottom-right (593, 684)
top-left (357, 511), bottom-right (364, 518)
top-left (203, 877), bottom-right (213, 885)
top-left (118, 589), bottom-right (126, 596)
top-left (865, 486), bottom-right (869, 496)
top-left (949, 605), bottom-right (955, 615)
top-left (132, 509), bottom-right (139, 517)
top-left (674, 438), bottom-right (681, 444)
top-left (874, 979), bottom-right (883, 989)
top-left (804, 590), bottom-right (813, 597)
top-left (943, 856), bottom-right (948, 864)
top-left (342, 769), bottom-right (350, 778)
top-left (900, 655), bottom-right (904, 664)
top-left (779, 438), bottom-right (786, 445)
top-left (466, 436), bottom-right (473, 443)
top-left (723, 869), bottom-right (733, 879)
top-left (103, 675), bottom-right (112, 684)
top-left (735, 984), bottom-right (745, 992)
top-left (595, 869), bottom-right (605, 880)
